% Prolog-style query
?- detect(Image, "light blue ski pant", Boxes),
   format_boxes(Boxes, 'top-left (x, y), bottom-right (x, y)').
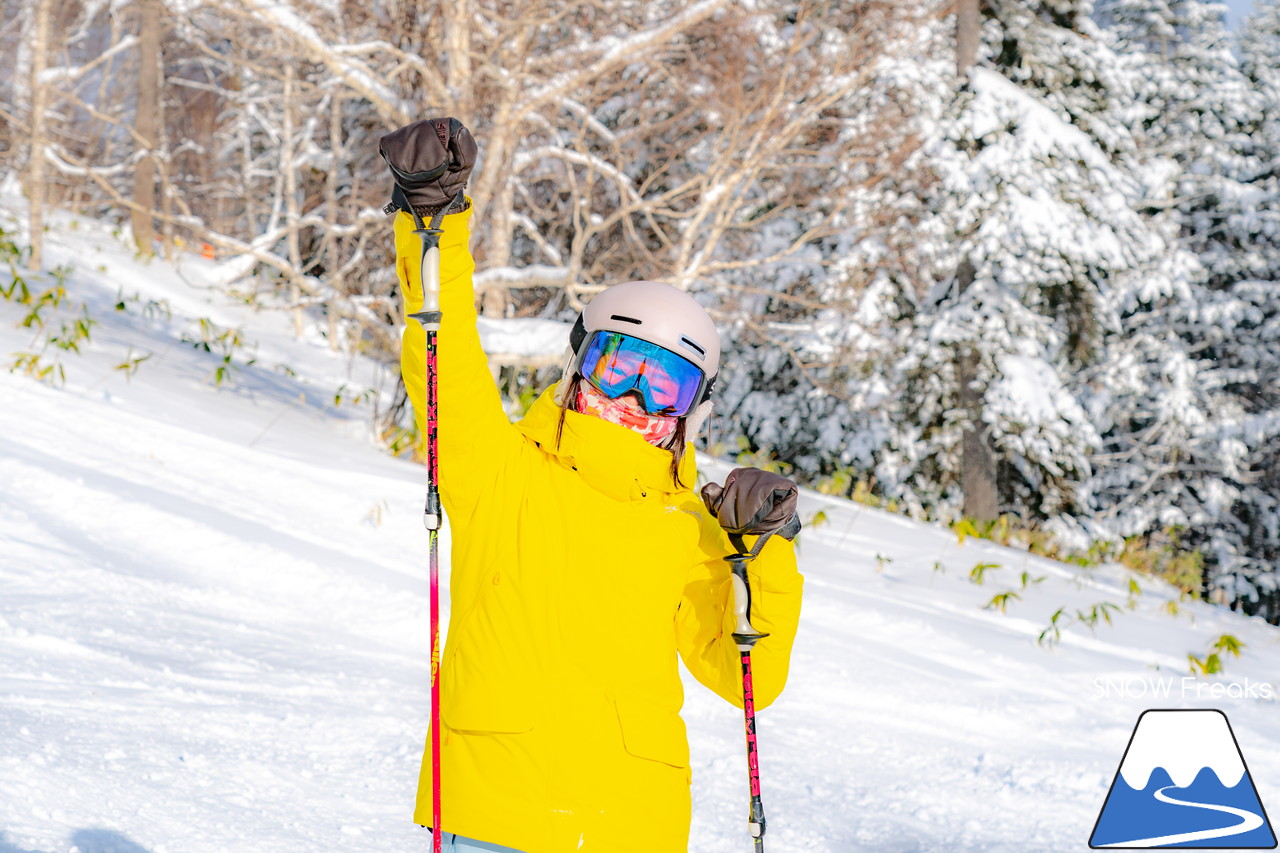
top-left (434, 831), bottom-right (527, 852)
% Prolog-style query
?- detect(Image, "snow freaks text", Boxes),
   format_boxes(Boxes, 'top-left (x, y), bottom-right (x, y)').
top-left (1093, 677), bottom-right (1276, 701)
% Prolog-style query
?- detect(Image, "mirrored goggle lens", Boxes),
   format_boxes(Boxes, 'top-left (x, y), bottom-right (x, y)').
top-left (579, 331), bottom-right (705, 417)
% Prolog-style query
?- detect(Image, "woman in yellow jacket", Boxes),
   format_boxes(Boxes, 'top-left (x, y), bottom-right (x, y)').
top-left (381, 118), bottom-right (804, 853)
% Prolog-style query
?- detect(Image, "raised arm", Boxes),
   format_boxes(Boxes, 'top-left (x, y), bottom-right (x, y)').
top-left (385, 119), bottom-right (523, 519)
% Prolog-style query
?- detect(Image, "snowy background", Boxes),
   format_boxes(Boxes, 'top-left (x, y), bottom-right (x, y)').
top-left (5, 1), bottom-right (1280, 849)
top-left (2, 204), bottom-right (1277, 853)
top-left (6, 0), bottom-right (1280, 617)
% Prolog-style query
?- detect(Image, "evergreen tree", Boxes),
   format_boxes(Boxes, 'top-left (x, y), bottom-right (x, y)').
top-left (1097, 0), bottom-right (1280, 619)
top-left (1216, 0), bottom-right (1280, 620)
top-left (885, 1), bottom-right (1191, 528)
top-left (1101, 0), bottom-right (1263, 284)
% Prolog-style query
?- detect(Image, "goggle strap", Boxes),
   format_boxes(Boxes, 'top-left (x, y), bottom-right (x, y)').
top-left (570, 313), bottom-right (588, 353)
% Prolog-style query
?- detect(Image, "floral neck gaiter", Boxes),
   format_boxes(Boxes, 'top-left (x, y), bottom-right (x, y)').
top-left (575, 383), bottom-right (678, 446)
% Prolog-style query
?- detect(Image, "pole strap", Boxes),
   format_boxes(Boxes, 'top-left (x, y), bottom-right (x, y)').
top-left (729, 530), bottom-right (773, 561)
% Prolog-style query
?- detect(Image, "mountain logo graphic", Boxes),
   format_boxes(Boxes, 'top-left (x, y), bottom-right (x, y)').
top-left (1090, 709), bottom-right (1276, 848)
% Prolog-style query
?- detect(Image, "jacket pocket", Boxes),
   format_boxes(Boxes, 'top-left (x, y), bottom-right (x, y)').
top-left (441, 644), bottom-right (537, 733)
top-left (613, 697), bottom-right (690, 768)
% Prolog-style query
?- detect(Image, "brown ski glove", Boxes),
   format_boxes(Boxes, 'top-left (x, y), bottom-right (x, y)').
top-left (379, 117), bottom-right (477, 218)
top-left (700, 467), bottom-right (801, 540)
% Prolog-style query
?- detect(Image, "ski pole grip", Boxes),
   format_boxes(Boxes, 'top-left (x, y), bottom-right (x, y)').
top-left (412, 190), bottom-right (463, 321)
top-left (730, 559), bottom-right (755, 634)
top-left (415, 228), bottom-right (443, 320)
top-left (728, 553), bottom-right (769, 651)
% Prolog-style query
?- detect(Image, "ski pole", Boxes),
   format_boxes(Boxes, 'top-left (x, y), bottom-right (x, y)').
top-left (403, 191), bottom-right (457, 853)
top-left (727, 531), bottom-right (774, 853)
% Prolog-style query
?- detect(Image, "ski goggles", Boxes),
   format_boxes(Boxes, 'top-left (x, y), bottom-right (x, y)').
top-left (577, 330), bottom-right (708, 417)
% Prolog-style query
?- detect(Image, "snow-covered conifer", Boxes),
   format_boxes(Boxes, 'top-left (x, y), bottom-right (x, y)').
top-left (888, 1), bottom-right (1191, 527)
top-left (1094, 0), bottom-right (1280, 617)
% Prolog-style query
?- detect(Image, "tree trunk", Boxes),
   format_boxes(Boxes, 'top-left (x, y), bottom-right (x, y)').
top-left (956, 0), bottom-right (981, 79)
top-left (132, 0), bottom-right (161, 255)
top-left (481, 168), bottom-right (512, 318)
top-left (326, 91), bottom-right (344, 351)
top-left (26, 0), bottom-right (52, 271)
top-left (445, 0), bottom-right (472, 119)
top-left (475, 102), bottom-right (515, 318)
top-left (956, 270), bottom-right (999, 523)
top-left (954, 0), bottom-right (998, 522)
top-left (283, 64), bottom-right (304, 337)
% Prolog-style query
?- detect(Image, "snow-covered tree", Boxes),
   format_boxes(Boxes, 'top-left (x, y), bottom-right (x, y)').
top-left (881, 1), bottom-right (1192, 528)
top-left (1097, 0), bottom-right (1265, 285)
top-left (695, 2), bottom-right (952, 480)
top-left (1094, 0), bottom-right (1280, 618)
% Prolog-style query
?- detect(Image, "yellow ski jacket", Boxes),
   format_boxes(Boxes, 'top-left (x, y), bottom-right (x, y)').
top-left (395, 204), bottom-right (804, 853)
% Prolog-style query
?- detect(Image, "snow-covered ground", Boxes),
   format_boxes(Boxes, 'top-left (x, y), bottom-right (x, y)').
top-left (2, 209), bottom-right (1278, 853)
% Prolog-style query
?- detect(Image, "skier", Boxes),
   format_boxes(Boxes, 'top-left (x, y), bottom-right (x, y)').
top-left (381, 117), bottom-right (804, 853)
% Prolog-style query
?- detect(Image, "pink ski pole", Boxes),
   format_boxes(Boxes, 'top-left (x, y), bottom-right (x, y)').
top-left (727, 532), bottom-right (774, 852)
top-left (406, 195), bottom-right (450, 853)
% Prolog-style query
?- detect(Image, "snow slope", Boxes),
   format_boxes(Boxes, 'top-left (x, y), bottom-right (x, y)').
top-left (1, 210), bottom-right (1278, 853)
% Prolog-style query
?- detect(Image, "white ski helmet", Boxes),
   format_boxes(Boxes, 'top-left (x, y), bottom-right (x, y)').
top-left (570, 281), bottom-right (721, 384)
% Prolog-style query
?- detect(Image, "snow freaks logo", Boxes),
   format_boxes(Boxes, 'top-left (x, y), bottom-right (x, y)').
top-left (1089, 709), bottom-right (1277, 849)
top-left (1094, 676), bottom-right (1276, 701)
